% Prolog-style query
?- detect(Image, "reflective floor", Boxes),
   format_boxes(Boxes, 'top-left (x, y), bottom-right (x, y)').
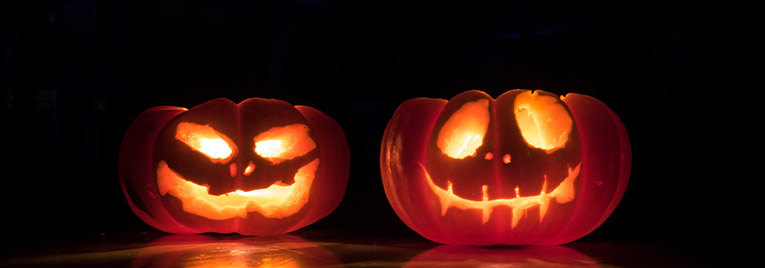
top-left (0, 230), bottom-right (713, 267)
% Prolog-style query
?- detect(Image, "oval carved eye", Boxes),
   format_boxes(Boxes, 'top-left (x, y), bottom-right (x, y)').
top-left (514, 91), bottom-right (573, 154)
top-left (175, 122), bottom-right (237, 163)
top-left (254, 124), bottom-right (316, 164)
top-left (437, 99), bottom-right (490, 159)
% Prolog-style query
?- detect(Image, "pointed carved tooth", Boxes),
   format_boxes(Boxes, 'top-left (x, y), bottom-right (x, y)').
top-left (440, 182), bottom-right (453, 216)
top-left (439, 196), bottom-right (450, 216)
top-left (542, 175), bottom-right (548, 193)
top-left (553, 164), bottom-right (580, 204)
top-left (515, 186), bottom-right (520, 198)
top-left (538, 198), bottom-right (549, 222)
top-left (482, 207), bottom-right (491, 224)
top-left (481, 185), bottom-right (490, 224)
top-left (511, 207), bottom-right (523, 229)
top-left (539, 174), bottom-right (549, 222)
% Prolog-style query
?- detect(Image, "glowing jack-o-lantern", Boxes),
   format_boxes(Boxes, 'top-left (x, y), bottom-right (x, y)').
top-left (119, 98), bottom-right (349, 235)
top-left (381, 90), bottom-right (631, 245)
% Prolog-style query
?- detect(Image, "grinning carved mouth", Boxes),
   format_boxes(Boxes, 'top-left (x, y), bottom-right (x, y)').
top-left (421, 162), bottom-right (581, 228)
top-left (156, 159), bottom-right (319, 220)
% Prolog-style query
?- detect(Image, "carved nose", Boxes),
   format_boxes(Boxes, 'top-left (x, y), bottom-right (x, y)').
top-left (229, 163), bottom-right (237, 177)
top-left (485, 152), bottom-right (511, 164)
top-left (230, 161), bottom-right (255, 177)
top-left (243, 161), bottom-right (255, 176)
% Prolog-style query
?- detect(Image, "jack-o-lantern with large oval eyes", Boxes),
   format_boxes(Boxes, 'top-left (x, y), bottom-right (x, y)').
top-left (119, 98), bottom-right (349, 235)
top-left (381, 90), bottom-right (631, 245)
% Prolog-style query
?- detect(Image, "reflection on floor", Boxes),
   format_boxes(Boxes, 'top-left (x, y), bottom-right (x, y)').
top-left (0, 231), bottom-right (699, 267)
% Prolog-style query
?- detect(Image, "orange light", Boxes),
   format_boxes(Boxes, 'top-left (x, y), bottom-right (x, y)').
top-left (244, 162), bottom-right (255, 176)
top-left (255, 140), bottom-right (284, 158)
top-left (254, 124), bottom-right (316, 165)
top-left (422, 162), bottom-right (580, 227)
top-left (437, 99), bottom-right (490, 159)
top-left (157, 159), bottom-right (319, 220)
top-left (175, 122), bottom-right (237, 163)
top-left (514, 91), bottom-right (573, 154)
top-left (230, 163), bottom-right (237, 177)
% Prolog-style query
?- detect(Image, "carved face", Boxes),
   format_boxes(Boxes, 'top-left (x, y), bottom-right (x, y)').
top-left (155, 101), bottom-right (320, 221)
top-left (423, 90), bottom-right (581, 228)
top-left (380, 89), bottom-right (631, 245)
top-left (119, 98), bottom-right (350, 235)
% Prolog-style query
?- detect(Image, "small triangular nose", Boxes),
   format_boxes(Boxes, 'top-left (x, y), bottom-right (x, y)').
top-left (229, 163), bottom-right (237, 177)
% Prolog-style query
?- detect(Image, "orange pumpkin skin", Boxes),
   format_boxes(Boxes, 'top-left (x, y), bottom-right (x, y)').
top-left (380, 90), bottom-right (630, 245)
top-left (119, 98), bottom-right (349, 235)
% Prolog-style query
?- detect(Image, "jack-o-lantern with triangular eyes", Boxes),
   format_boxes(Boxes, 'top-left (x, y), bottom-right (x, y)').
top-left (119, 98), bottom-right (349, 235)
top-left (381, 90), bottom-right (631, 245)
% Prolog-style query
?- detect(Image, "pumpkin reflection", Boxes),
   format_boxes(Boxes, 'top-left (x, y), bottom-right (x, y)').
top-left (405, 245), bottom-right (598, 267)
top-left (131, 235), bottom-right (340, 268)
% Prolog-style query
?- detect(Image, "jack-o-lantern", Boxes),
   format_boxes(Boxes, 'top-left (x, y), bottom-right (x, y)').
top-left (380, 90), bottom-right (630, 245)
top-left (119, 98), bottom-right (349, 235)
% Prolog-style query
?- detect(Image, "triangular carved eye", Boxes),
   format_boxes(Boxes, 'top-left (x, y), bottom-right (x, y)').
top-left (514, 91), bottom-right (572, 154)
top-left (437, 99), bottom-right (490, 159)
top-left (175, 122), bottom-right (237, 163)
top-left (254, 124), bottom-right (316, 165)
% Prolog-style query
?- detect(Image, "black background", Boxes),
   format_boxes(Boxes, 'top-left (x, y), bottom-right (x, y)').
top-left (1, 0), bottom-right (762, 263)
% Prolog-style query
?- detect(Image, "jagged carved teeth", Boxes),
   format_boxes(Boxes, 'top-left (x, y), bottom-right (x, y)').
top-left (421, 163), bottom-right (581, 228)
top-left (157, 159), bottom-right (320, 220)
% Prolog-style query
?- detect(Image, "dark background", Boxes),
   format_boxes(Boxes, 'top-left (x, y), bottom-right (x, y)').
top-left (1, 0), bottom-right (762, 263)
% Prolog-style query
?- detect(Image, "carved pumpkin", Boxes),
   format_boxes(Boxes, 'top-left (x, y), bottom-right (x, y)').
top-left (380, 89), bottom-right (630, 245)
top-left (119, 98), bottom-right (349, 235)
